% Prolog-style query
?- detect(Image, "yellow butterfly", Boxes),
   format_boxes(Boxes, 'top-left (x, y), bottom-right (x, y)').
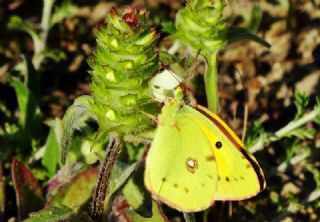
top-left (144, 99), bottom-right (266, 212)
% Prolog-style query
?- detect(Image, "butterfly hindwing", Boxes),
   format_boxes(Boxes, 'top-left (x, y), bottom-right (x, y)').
top-left (144, 102), bottom-right (219, 212)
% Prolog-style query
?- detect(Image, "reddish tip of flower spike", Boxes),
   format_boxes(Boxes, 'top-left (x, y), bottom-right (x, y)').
top-left (122, 10), bottom-right (139, 29)
top-left (109, 6), bottom-right (118, 16)
top-left (94, 21), bottom-right (106, 32)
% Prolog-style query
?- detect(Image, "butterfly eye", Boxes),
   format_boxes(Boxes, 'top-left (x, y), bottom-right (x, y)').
top-left (215, 141), bottom-right (222, 149)
top-left (153, 84), bottom-right (160, 89)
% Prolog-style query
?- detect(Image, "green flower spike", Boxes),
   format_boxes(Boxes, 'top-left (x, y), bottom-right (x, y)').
top-left (61, 7), bottom-right (159, 164)
top-left (174, 0), bottom-right (270, 112)
top-left (88, 7), bottom-right (159, 138)
top-left (60, 7), bottom-right (160, 219)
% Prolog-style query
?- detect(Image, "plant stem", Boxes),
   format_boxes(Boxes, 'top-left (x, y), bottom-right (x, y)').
top-left (249, 108), bottom-right (320, 153)
top-left (91, 135), bottom-right (123, 221)
top-left (204, 52), bottom-right (219, 112)
top-left (34, 0), bottom-right (55, 69)
top-left (184, 212), bottom-right (196, 222)
top-left (168, 40), bottom-right (180, 55)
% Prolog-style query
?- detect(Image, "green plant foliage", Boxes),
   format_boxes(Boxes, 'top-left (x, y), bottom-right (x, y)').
top-left (60, 96), bottom-right (93, 164)
top-left (7, 0), bottom-right (77, 68)
top-left (173, 0), bottom-right (270, 111)
top-left (9, 77), bottom-right (41, 137)
top-left (1, 1), bottom-right (319, 221)
top-left (105, 161), bottom-right (140, 207)
top-left (124, 200), bottom-right (168, 222)
top-left (294, 91), bottom-right (309, 119)
top-left (42, 119), bottom-right (62, 177)
top-left (109, 196), bottom-right (168, 222)
top-left (24, 205), bottom-right (92, 222)
top-left (46, 167), bottom-right (99, 208)
top-left (122, 165), bottom-right (152, 217)
top-left (174, 0), bottom-right (227, 56)
top-left (8, 16), bottom-right (41, 49)
top-left (50, 0), bottom-right (78, 28)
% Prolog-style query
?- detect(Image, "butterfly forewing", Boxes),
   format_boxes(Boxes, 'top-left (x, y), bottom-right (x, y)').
top-left (193, 105), bottom-right (266, 200)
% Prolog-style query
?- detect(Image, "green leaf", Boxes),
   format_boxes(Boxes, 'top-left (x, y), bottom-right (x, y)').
top-left (61, 96), bottom-right (93, 164)
top-left (9, 77), bottom-right (41, 137)
top-left (24, 205), bottom-right (92, 222)
top-left (42, 119), bottom-right (62, 177)
top-left (127, 201), bottom-right (168, 222)
top-left (284, 127), bottom-right (316, 139)
top-left (12, 158), bottom-right (44, 220)
top-left (50, 0), bottom-right (78, 28)
top-left (8, 16), bottom-right (41, 51)
top-left (161, 21), bottom-right (176, 34)
top-left (106, 161), bottom-right (140, 208)
top-left (111, 196), bottom-right (168, 222)
top-left (24, 57), bottom-right (40, 99)
top-left (122, 164), bottom-right (152, 218)
top-left (248, 4), bottom-right (263, 33)
top-left (226, 27), bottom-right (271, 48)
top-left (294, 91), bottom-right (309, 120)
top-left (245, 121), bottom-right (266, 147)
top-left (108, 161), bottom-right (139, 194)
top-left (33, 49), bottom-right (66, 66)
top-left (46, 167), bottom-right (99, 208)
top-left (308, 165), bottom-right (320, 189)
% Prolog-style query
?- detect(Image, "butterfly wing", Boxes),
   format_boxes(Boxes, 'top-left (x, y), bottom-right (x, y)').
top-left (144, 102), bottom-right (218, 212)
top-left (192, 105), bottom-right (266, 200)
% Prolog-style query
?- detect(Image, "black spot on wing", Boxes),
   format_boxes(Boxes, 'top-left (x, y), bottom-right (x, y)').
top-left (215, 141), bottom-right (222, 149)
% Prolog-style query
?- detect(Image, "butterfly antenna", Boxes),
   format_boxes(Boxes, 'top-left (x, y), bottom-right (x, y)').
top-left (167, 69), bottom-right (183, 86)
top-left (184, 49), bottom-right (201, 86)
top-left (137, 109), bottom-right (158, 124)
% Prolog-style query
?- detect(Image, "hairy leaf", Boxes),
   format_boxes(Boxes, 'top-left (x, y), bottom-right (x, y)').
top-left (24, 205), bottom-right (92, 222)
top-left (61, 96), bottom-right (93, 164)
top-left (105, 161), bottom-right (140, 209)
top-left (46, 167), bottom-right (98, 208)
